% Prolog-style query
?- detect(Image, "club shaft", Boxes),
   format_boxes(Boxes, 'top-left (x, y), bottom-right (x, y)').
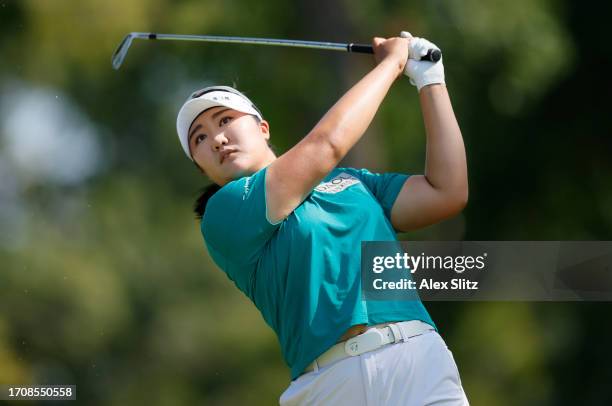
top-left (141, 32), bottom-right (371, 53)
top-left (112, 32), bottom-right (441, 70)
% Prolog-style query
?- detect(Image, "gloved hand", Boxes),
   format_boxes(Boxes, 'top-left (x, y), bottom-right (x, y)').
top-left (400, 31), bottom-right (445, 91)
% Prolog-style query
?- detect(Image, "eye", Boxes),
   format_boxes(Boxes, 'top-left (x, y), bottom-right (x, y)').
top-left (219, 116), bottom-right (232, 126)
top-left (194, 134), bottom-right (207, 145)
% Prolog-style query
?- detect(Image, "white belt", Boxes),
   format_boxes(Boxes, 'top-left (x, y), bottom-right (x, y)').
top-left (302, 320), bottom-right (434, 375)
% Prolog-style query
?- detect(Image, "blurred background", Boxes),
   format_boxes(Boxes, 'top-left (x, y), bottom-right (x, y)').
top-left (1, 0), bottom-right (611, 404)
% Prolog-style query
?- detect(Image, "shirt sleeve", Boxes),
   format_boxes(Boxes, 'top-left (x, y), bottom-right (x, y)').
top-left (201, 167), bottom-right (281, 291)
top-left (342, 167), bottom-right (410, 220)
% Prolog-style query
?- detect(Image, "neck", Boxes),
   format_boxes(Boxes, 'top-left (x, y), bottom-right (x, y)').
top-left (260, 149), bottom-right (277, 168)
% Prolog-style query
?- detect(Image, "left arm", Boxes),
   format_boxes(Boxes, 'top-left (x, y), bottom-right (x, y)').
top-left (391, 84), bottom-right (468, 232)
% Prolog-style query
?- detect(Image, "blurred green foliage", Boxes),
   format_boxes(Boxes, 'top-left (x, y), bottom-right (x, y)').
top-left (1, 0), bottom-right (611, 404)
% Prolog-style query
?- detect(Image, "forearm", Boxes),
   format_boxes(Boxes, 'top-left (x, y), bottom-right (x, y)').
top-left (419, 85), bottom-right (468, 199)
top-left (310, 59), bottom-right (401, 159)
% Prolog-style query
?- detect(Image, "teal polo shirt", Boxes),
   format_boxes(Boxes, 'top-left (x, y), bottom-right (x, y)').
top-left (202, 166), bottom-right (436, 380)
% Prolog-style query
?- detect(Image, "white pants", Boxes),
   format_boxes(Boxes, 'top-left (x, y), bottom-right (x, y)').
top-left (279, 330), bottom-right (469, 406)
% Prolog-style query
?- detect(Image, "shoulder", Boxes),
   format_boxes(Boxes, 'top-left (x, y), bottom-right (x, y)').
top-left (201, 166), bottom-right (280, 266)
top-left (201, 166), bottom-right (278, 248)
top-left (329, 167), bottom-right (364, 179)
top-left (206, 167), bottom-right (268, 214)
top-left (334, 167), bottom-right (372, 177)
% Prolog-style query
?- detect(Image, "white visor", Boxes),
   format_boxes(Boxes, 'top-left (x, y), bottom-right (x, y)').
top-left (176, 89), bottom-right (263, 160)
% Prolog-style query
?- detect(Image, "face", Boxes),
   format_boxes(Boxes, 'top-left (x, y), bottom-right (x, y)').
top-left (188, 106), bottom-right (273, 185)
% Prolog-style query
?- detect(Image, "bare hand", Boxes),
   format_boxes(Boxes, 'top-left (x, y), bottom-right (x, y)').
top-left (372, 36), bottom-right (410, 78)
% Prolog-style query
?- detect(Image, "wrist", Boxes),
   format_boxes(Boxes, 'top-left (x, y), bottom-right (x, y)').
top-left (418, 83), bottom-right (446, 94)
top-left (379, 57), bottom-right (404, 78)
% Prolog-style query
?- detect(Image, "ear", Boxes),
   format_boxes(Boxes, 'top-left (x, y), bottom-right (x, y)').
top-left (259, 119), bottom-right (270, 141)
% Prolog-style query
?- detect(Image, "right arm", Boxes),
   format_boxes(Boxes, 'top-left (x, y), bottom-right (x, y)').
top-left (266, 37), bottom-right (409, 223)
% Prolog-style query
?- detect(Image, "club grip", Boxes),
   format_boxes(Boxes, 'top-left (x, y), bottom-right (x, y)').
top-left (347, 43), bottom-right (374, 54)
top-left (348, 43), bottom-right (441, 62)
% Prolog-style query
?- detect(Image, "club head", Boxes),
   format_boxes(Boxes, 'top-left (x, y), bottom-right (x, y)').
top-left (112, 33), bottom-right (136, 70)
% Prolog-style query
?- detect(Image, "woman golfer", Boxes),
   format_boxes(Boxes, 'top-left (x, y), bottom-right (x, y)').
top-left (176, 32), bottom-right (469, 405)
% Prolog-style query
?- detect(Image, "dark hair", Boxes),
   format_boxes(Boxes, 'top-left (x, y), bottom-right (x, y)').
top-left (194, 183), bottom-right (221, 220)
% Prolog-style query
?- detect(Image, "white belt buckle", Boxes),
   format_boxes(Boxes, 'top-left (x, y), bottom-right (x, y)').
top-left (344, 328), bottom-right (384, 356)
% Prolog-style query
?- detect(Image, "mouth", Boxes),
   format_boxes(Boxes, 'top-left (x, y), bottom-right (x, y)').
top-left (219, 150), bottom-right (237, 164)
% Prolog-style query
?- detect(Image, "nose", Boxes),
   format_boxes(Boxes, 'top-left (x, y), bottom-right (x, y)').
top-left (211, 132), bottom-right (229, 151)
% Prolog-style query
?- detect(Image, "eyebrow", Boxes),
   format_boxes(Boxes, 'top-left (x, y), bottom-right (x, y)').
top-left (188, 108), bottom-right (231, 143)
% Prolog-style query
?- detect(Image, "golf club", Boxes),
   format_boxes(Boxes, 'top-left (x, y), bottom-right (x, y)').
top-left (111, 32), bottom-right (442, 70)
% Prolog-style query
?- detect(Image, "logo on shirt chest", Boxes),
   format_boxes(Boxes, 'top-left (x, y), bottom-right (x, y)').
top-left (314, 172), bottom-right (360, 194)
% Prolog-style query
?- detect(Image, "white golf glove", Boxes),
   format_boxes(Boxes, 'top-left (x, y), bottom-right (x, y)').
top-left (400, 31), bottom-right (445, 91)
